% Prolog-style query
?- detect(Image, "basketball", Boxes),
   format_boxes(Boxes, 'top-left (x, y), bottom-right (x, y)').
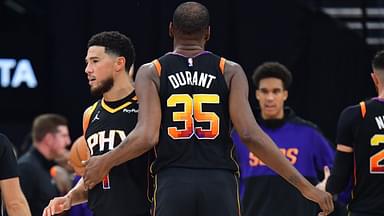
top-left (68, 136), bottom-right (90, 175)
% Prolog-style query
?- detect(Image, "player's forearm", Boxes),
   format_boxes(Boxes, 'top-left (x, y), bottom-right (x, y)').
top-left (5, 197), bottom-right (31, 216)
top-left (66, 178), bottom-right (88, 206)
top-left (105, 127), bottom-right (157, 168)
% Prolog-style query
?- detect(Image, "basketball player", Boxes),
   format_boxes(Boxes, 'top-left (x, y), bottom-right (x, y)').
top-left (325, 50), bottom-right (384, 216)
top-left (83, 2), bottom-right (334, 216)
top-left (43, 31), bottom-right (151, 216)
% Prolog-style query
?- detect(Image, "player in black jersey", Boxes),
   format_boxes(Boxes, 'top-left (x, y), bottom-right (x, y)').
top-left (324, 50), bottom-right (384, 216)
top-left (43, 31), bottom-right (151, 216)
top-left (83, 2), bottom-right (334, 216)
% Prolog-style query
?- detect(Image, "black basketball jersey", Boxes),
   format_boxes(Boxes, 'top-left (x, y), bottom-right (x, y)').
top-left (150, 51), bottom-right (239, 174)
top-left (337, 98), bottom-right (384, 214)
top-left (84, 92), bottom-right (151, 216)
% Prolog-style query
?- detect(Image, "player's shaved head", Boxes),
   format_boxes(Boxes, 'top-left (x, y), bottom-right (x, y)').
top-left (172, 2), bottom-right (209, 36)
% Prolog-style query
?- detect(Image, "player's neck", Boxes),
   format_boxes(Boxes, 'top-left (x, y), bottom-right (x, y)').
top-left (173, 40), bottom-right (205, 57)
top-left (378, 92), bottom-right (384, 99)
top-left (103, 75), bottom-right (134, 102)
top-left (377, 85), bottom-right (384, 99)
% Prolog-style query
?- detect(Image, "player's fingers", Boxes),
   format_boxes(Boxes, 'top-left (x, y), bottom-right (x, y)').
top-left (323, 166), bottom-right (330, 178)
top-left (81, 160), bottom-right (88, 166)
top-left (51, 204), bottom-right (56, 215)
top-left (320, 193), bottom-right (333, 216)
top-left (83, 178), bottom-right (93, 190)
top-left (42, 207), bottom-right (47, 216)
top-left (327, 193), bottom-right (334, 213)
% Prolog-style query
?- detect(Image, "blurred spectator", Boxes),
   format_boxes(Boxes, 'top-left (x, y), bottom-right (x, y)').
top-left (232, 62), bottom-right (343, 216)
top-left (18, 113), bottom-right (72, 216)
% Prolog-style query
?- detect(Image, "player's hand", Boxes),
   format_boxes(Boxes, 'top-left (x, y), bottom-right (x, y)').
top-left (83, 154), bottom-right (111, 189)
top-left (302, 185), bottom-right (334, 215)
top-left (42, 196), bottom-right (71, 216)
top-left (316, 166), bottom-right (330, 191)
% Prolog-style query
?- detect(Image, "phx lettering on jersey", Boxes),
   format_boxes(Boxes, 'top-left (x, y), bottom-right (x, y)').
top-left (168, 71), bottom-right (216, 89)
top-left (86, 130), bottom-right (127, 155)
top-left (249, 148), bottom-right (299, 167)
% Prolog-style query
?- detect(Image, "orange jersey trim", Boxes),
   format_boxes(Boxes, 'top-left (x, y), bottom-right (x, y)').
top-left (82, 101), bottom-right (98, 134)
top-left (153, 59), bottom-right (161, 76)
top-left (219, 57), bottom-right (226, 74)
top-left (359, 101), bottom-right (366, 118)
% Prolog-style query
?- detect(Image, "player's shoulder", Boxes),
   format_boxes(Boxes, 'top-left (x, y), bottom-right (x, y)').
top-left (83, 100), bottom-right (99, 116)
top-left (223, 58), bottom-right (242, 69)
top-left (222, 58), bottom-right (245, 78)
top-left (0, 133), bottom-right (11, 147)
top-left (138, 61), bottom-right (159, 77)
top-left (340, 102), bottom-right (364, 120)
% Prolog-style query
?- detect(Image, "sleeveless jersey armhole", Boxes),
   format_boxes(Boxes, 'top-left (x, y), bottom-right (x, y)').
top-left (82, 101), bottom-right (98, 134)
top-left (152, 59), bottom-right (161, 76)
top-left (219, 57), bottom-right (226, 74)
top-left (359, 101), bottom-right (366, 119)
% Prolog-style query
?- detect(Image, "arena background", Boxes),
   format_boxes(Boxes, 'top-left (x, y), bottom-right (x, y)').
top-left (0, 0), bottom-right (377, 153)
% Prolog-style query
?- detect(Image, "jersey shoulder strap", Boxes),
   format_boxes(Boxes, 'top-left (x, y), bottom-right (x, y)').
top-left (219, 57), bottom-right (226, 74)
top-left (152, 59), bottom-right (161, 76)
top-left (359, 101), bottom-right (366, 119)
top-left (82, 101), bottom-right (99, 134)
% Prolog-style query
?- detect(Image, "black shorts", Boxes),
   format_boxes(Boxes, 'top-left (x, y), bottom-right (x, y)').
top-left (153, 167), bottom-right (240, 216)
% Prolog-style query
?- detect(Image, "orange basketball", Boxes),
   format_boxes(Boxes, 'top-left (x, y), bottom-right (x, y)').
top-left (68, 136), bottom-right (90, 175)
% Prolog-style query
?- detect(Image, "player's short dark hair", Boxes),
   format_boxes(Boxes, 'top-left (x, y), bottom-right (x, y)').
top-left (252, 62), bottom-right (293, 90)
top-left (32, 114), bottom-right (68, 143)
top-left (88, 31), bottom-right (135, 72)
top-left (372, 50), bottom-right (384, 70)
top-left (173, 2), bottom-right (210, 35)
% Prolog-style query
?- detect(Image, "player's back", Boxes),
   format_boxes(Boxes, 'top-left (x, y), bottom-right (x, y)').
top-left (151, 51), bottom-right (238, 174)
top-left (351, 98), bottom-right (384, 214)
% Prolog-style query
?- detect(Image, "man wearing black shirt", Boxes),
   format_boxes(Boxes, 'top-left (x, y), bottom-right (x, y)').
top-left (0, 133), bottom-right (30, 216)
top-left (18, 114), bottom-right (71, 216)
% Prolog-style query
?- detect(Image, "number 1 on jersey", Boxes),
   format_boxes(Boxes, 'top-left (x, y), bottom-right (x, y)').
top-left (103, 174), bottom-right (110, 189)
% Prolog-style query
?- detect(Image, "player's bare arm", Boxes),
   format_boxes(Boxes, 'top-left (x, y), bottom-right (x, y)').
top-left (106, 62), bottom-right (161, 166)
top-left (225, 60), bottom-right (334, 215)
top-left (83, 62), bottom-right (161, 188)
top-left (0, 177), bottom-right (31, 216)
top-left (42, 178), bottom-right (88, 216)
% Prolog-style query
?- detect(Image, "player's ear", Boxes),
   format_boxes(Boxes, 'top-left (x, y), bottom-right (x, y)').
top-left (115, 57), bottom-right (126, 72)
top-left (169, 22), bottom-right (174, 38)
top-left (205, 26), bottom-right (210, 41)
top-left (283, 90), bottom-right (288, 101)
